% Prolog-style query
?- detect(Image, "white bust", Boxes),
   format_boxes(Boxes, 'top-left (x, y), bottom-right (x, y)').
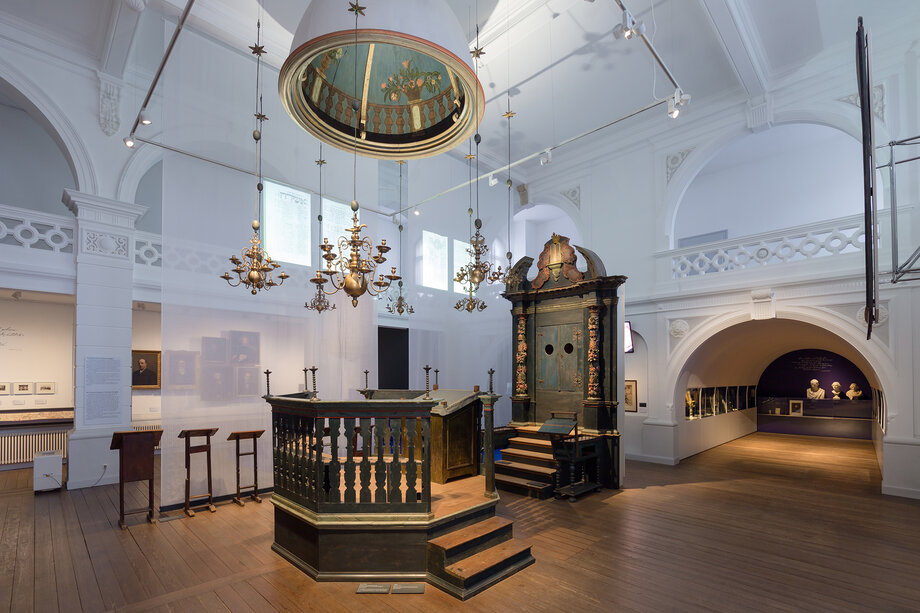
top-left (846, 383), bottom-right (863, 400)
top-left (806, 379), bottom-right (825, 399)
top-left (831, 381), bottom-right (842, 400)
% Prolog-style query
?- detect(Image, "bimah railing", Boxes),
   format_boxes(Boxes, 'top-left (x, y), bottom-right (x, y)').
top-left (267, 393), bottom-right (438, 514)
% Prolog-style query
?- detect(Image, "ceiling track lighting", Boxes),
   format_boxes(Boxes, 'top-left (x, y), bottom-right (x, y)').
top-left (668, 88), bottom-right (691, 119)
top-left (488, 174), bottom-right (498, 187)
top-left (123, 136), bottom-right (135, 148)
top-left (612, 8), bottom-right (644, 40)
top-left (139, 110), bottom-right (152, 126)
top-left (539, 148), bottom-right (553, 166)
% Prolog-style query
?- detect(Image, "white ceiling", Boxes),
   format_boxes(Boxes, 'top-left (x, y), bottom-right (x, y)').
top-left (2, 0), bottom-right (919, 181)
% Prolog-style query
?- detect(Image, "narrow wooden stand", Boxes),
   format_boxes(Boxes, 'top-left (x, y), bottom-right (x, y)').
top-left (177, 428), bottom-right (219, 517)
top-left (110, 429), bottom-right (163, 529)
top-left (227, 429), bottom-right (264, 506)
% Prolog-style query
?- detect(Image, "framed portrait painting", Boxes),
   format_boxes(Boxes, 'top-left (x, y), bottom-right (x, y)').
top-left (131, 350), bottom-right (161, 389)
top-left (229, 331), bottom-right (260, 365)
top-left (202, 337), bottom-right (228, 364)
top-left (623, 380), bottom-right (638, 412)
top-left (166, 350), bottom-right (198, 388)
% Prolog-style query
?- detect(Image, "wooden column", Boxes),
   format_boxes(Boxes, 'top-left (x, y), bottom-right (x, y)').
top-left (480, 393), bottom-right (500, 498)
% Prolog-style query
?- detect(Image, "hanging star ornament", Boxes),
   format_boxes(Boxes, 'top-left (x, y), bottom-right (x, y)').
top-left (254, 112), bottom-right (268, 121)
top-left (471, 46), bottom-right (485, 59)
top-left (465, 153), bottom-right (476, 160)
top-left (249, 43), bottom-right (265, 56)
top-left (502, 109), bottom-right (516, 119)
top-left (347, 2), bottom-right (366, 16)
top-left (315, 157), bottom-right (326, 166)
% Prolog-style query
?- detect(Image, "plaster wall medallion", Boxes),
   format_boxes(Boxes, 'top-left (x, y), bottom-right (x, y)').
top-left (124, 0), bottom-right (148, 11)
top-left (666, 147), bottom-right (694, 183)
top-left (669, 319), bottom-right (690, 338)
top-left (98, 75), bottom-right (121, 136)
top-left (839, 84), bottom-right (885, 122)
top-left (560, 186), bottom-right (581, 208)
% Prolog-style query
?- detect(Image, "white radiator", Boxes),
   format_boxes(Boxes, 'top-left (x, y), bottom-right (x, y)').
top-left (0, 429), bottom-right (69, 466)
top-left (132, 423), bottom-right (163, 450)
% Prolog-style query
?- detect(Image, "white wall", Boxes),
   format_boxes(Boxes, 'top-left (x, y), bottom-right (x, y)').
top-left (0, 297), bottom-right (74, 411)
top-left (675, 124), bottom-right (864, 242)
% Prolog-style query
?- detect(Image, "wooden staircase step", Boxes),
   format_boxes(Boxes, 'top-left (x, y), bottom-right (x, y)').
top-left (495, 459), bottom-right (556, 478)
top-left (508, 436), bottom-right (553, 449)
top-left (429, 516), bottom-right (512, 557)
top-left (495, 473), bottom-right (554, 498)
top-left (512, 425), bottom-right (555, 440)
top-left (500, 447), bottom-right (556, 468)
top-left (444, 539), bottom-right (533, 589)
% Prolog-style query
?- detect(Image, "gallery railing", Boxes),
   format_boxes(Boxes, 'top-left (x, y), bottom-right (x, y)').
top-left (267, 394), bottom-right (438, 514)
top-left (660, 210), bottom-right (896, 279)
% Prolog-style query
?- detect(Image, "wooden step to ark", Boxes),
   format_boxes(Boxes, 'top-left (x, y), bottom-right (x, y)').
top-left (506, 436), bottom-right (553, 452)
top-left (495, 459), bottom-right (556, 481)
top-left (511, 425), bottom-right (555, 441)
top-left (494, 473), bottom-right (555, 498)
top-left (499, 447), bottom-right (556, 469)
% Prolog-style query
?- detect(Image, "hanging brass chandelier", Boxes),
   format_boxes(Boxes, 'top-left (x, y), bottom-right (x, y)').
top-left (386, 160), bottom-right (414, 316)
top-left (220, 20), bottom-right (289, 295)
top-left (454, 25), bottom-right (503, 313)
top-left (305, 145), bottom-right (336, 313)
top-left (311, 6), bottom-right (400, 308)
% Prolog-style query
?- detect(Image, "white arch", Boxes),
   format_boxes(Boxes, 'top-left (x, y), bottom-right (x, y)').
top-left (0, 64), bottom-right (97, 195)
top-left (518, 191), bottom-right (587, 248)
top-left (662, 105), bottom-right (889, 248)
top-left (117, 141), bottom-right (164, 203)
top-left (664, 306), bottom-right (896, 419)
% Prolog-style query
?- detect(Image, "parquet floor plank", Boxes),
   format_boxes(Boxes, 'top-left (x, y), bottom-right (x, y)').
top-left (10, 493), bottom-right (35, 612)
top-left (32, 493), bottom-right (59, 613)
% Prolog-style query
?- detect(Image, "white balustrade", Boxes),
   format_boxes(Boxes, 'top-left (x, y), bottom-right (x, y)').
top-left (663, 212), bottom-right (883, 279)
top-left (0, 204), bottom-right (74, 253)
top-left (135, 232), bottom-right (162, 267)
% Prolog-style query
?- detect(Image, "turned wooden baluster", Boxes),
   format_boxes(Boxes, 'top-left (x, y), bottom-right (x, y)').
top-left (359, 417), bottom-right (372, 503)
top-left (374, 418), bottom-right (386, 502)
top-left (343, 417), bottom-right (356, 504)
top-left (305, 416), bottom-right (314, 503)
top-left (272, 416), bottom-right (280, 495)
top-left (328, 417), bottom-right (341, 503)
top-left (314, 417), bottom-right (326, 505)
top-left (421, 417), bottom-right (431, 512)
top-left (388, 419), bottom-right (402, 503)
top-left (406, 417), bottom-right (417, 504)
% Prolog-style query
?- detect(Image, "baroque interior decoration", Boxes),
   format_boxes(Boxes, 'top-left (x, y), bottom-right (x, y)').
top-left (220, 21), bottom-right (289, 295)
top-left (278, 0), bottom-right (484, 159)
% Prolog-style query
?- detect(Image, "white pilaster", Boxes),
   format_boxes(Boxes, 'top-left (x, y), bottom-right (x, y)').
top-left (63, 188), bottom-right (148, 489)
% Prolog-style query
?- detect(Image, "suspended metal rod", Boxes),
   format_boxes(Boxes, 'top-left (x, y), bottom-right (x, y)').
top-left (128, 0), bottom-right (196, 139)
top-left (613, 0), bottom-right (683, 93)
top-left (132, 136), bottom-right (393, 217)
top-left (398, 97), bottom-right (668, 215)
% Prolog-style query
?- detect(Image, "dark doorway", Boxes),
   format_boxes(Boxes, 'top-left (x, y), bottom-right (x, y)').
top-left (378, 327), bottom-right (408, 389)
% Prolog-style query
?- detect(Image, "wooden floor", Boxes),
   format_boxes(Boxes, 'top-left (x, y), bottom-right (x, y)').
top-left (2, 432), bottom-right (919, 612)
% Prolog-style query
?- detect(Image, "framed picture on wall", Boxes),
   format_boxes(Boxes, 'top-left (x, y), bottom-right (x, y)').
top-left (0, 383), bottom-right (9, 395)
top-left (236, 367), bottom-right (260, 396)
top-left (35, 382), bottom-right (56, 395)
top-left (14, 382), bottom-right (33, 395)
top-left (624, 380), bottom-right (638, 412)
top-left (201, 337), bottom-right (228, 363)
top-left (201, 365), bottom-right (233, 401)
top-left (131, 350), bottom-right (161, 389)
top-left (229, 331), bottom-right (260, 365)
top-left (165, 350), bottom-right (198, 388)
top-left (789, 399), bottom-right (804, 417)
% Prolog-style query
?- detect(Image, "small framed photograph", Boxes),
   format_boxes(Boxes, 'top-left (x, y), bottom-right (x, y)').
top-left (229, 331), bottom-right (260, 365)
top-left (35, 382), bottom-right (56, 395)
top-left (0, 383), bottom-right (9, 395)
top-left (789, 399), bottom-right (804, 417)
top-left (166, 350), bottom-right (198, 388)
top-left (202, 337), bottom-right (228, 364)
top-left (131, 350), bottom-right (161, 389)
top-left (14, 382), bottom-right (33, 395)
top-left (236, 367), bottom-right (261, 396)
top-left (623, 380), bottom-right (638, 412)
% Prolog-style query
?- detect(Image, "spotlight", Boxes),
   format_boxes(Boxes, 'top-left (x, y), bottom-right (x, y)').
top-left (667, 89), bottom-right (691, 119)
top-left (613, 9), bottom-right (644, 40)
top-left (539, 148), bottom-right (553, 166)
top-left (139, 110), bottom-right (152, 126)
top-left (489, 174), bottom-right (498, 187)
top-left (413, 209), bottom-right (420, 216)
top-left (123, 136), bottom-right (135, 148)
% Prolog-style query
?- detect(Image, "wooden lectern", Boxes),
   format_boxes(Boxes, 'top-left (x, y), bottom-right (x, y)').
top-left (177, 428), bottom-right (218, 517)
top-left (110, 429), bottom-right (163, 529)
top-left (227, 429), bottom-right (264, 506)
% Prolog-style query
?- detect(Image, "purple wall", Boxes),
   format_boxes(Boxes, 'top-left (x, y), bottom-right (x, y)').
top-left (757, 349), bottom-right (871, 400)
